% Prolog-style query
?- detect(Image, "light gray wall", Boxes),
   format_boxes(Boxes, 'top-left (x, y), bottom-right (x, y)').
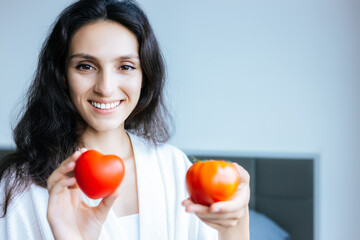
top-left (1, 1), bottom-right (359, 240)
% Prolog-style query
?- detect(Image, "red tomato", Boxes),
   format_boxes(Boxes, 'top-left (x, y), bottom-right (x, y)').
top-left (185, 160), bottom-right (240, 206)
top-left (74, 150), bottom-right (125, 199)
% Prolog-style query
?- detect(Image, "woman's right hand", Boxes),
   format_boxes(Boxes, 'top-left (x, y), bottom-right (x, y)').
top-left (46, 149), bottom-right (120, 240)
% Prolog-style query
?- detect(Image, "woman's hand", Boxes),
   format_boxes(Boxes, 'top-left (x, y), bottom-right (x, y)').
top-left (182, 163), bottom-right (250, 240)
top-left (47, 149), bottom-right (120, 240)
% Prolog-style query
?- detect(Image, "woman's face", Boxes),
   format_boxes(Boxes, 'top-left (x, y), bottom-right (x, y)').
top-left (67, 20), bottom-right (142, 133)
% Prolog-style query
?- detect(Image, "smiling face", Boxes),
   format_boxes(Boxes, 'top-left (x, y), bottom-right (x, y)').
top-left (67, 20), bottom-right (142, 133)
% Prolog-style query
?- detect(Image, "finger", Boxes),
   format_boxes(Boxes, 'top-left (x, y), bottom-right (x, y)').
top-left (209, 183), bottom-right (250, 213)
top-left (209, 196), bottom-right (248, 214)
top-left (68, 174), bottom-right (80, 190)
top-left (196, 206), bottom-right (247, 223)
top-left (209, 199), bottom-right (241, 213)
top-left (94, 190), bottom-right (121, 223)
top-left (67, 149), bottom-right (87, 186)
top-left (182, 197), bottom-right (210, 209)
top-left (48, 151), bottom-right (81, 179)
top-left (183, 201), bottom-right (211, 214)
top-left (198, 217), bottom-right (226, 231)
top-left (67, 148), bottom-right (87, 182)
top-left (47, 150), bottom-right (84, 187)
top-left (47, 177), bottom-right (79, 219)
top-left (198, 216), bottom-right (239, 228)
top-left (232, 162), bottom-right (250, 183)
top-left (195, 210), bottom-right (242, 220)
top-left (79, 148), bottom-right (87, 154)
top-left (48, 177), bottom-right (77, 195)
top-left (183, 198), bottom-right (242, 215)
top-left (182, 198), bottom-right (193, 207)
top-left (47, 160), bottom-right (77, 191)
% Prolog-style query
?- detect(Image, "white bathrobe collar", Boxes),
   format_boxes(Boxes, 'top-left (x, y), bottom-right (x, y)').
top-left (128, 133), bottom-right (168, 240)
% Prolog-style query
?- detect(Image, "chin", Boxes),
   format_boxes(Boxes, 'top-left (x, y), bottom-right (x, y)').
top-left (87, 120), bottom-right (125, 133)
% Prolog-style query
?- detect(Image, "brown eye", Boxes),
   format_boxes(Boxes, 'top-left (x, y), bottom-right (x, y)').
top-left (76, 64), bottom-right (94, 71)
top-left (120, 65), bottom-right (135, 71)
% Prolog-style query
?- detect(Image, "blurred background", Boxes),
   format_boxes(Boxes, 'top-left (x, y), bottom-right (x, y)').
top-left (0, 0), bottom-right (359, 239)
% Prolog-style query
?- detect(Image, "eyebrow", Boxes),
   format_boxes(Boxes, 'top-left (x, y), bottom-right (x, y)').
top-left (68, 53), bottom-right (140, 61)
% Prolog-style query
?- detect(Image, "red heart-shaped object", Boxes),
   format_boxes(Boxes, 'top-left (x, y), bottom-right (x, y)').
top-left (74, 150), bottom-right (125, 199)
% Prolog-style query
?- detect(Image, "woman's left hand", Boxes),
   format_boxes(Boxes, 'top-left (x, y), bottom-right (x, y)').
top-left (182, 163), bottom-right (250, 237)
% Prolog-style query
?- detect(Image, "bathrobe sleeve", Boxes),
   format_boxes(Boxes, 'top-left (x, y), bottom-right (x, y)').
top-left (0, 180), bottom-right (55, 240)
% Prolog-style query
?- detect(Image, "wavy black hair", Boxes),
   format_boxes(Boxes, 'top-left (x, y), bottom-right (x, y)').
top-left (0, 0), bottom-right (171, 217)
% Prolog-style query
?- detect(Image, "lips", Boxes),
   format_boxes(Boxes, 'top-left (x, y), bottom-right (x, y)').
top-left (89, 100), bottom-right (121, 110)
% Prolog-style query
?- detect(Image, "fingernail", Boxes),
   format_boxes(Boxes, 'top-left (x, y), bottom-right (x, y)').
top-left (182, 200), bottom-right (190, 207)
top-left (212, 207), bottom-right (220, 212)
top-left (66, 161), bottom-right (74, 168)
top-left (187, 207), bottom-right (195, 213)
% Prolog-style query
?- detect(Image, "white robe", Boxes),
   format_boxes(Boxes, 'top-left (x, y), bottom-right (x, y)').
top-left (0, 133), bottom-right (217, 240)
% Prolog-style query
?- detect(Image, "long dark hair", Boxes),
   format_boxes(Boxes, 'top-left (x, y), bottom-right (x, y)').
top-left (0, 0), bottom-right (171, 217)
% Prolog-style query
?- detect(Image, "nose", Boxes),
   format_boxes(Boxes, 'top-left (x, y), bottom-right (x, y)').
top-left (93, 69), bottom-right (116, 97)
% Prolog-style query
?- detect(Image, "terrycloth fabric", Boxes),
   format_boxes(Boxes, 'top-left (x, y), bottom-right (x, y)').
top-left (0, 133), bottom-right (218, 240)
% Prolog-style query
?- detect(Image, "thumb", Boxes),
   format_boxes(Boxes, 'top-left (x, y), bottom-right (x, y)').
top-left (232, 162), bottom-right (250, 184)
top-left (94, 191), bottom-right (120, 223)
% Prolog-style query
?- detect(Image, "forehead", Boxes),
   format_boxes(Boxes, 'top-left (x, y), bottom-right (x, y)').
top-left (68, 20), bottom-right (139, 58)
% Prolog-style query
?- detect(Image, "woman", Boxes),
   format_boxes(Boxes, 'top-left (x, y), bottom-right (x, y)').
top-left (0, 0), bottom-right (250, 239)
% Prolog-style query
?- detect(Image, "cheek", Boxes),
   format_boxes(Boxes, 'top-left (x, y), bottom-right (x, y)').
top-left (67, 77), bottom-right (88, 105)
top-left (124, 77), bottom-right (143, 99)
top-left (68, 81), bottom-right (80, 103)
top-left (65, 82), bottom-right (84, 123)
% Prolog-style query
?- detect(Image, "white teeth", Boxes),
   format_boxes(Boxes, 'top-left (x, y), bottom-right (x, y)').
top-left (91, 101), bottom-right (121, 110)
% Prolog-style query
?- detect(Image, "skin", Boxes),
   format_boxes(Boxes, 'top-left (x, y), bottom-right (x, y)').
top-left (46, 20), bottom-right (250, 240)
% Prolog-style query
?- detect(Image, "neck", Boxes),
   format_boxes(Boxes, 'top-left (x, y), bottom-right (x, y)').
top-left (80, 126), bottom-right (133, 160)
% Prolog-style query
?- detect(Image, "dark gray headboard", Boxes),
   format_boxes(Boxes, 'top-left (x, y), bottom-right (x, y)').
top-left (187, 153), bottom-right (314, 240)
